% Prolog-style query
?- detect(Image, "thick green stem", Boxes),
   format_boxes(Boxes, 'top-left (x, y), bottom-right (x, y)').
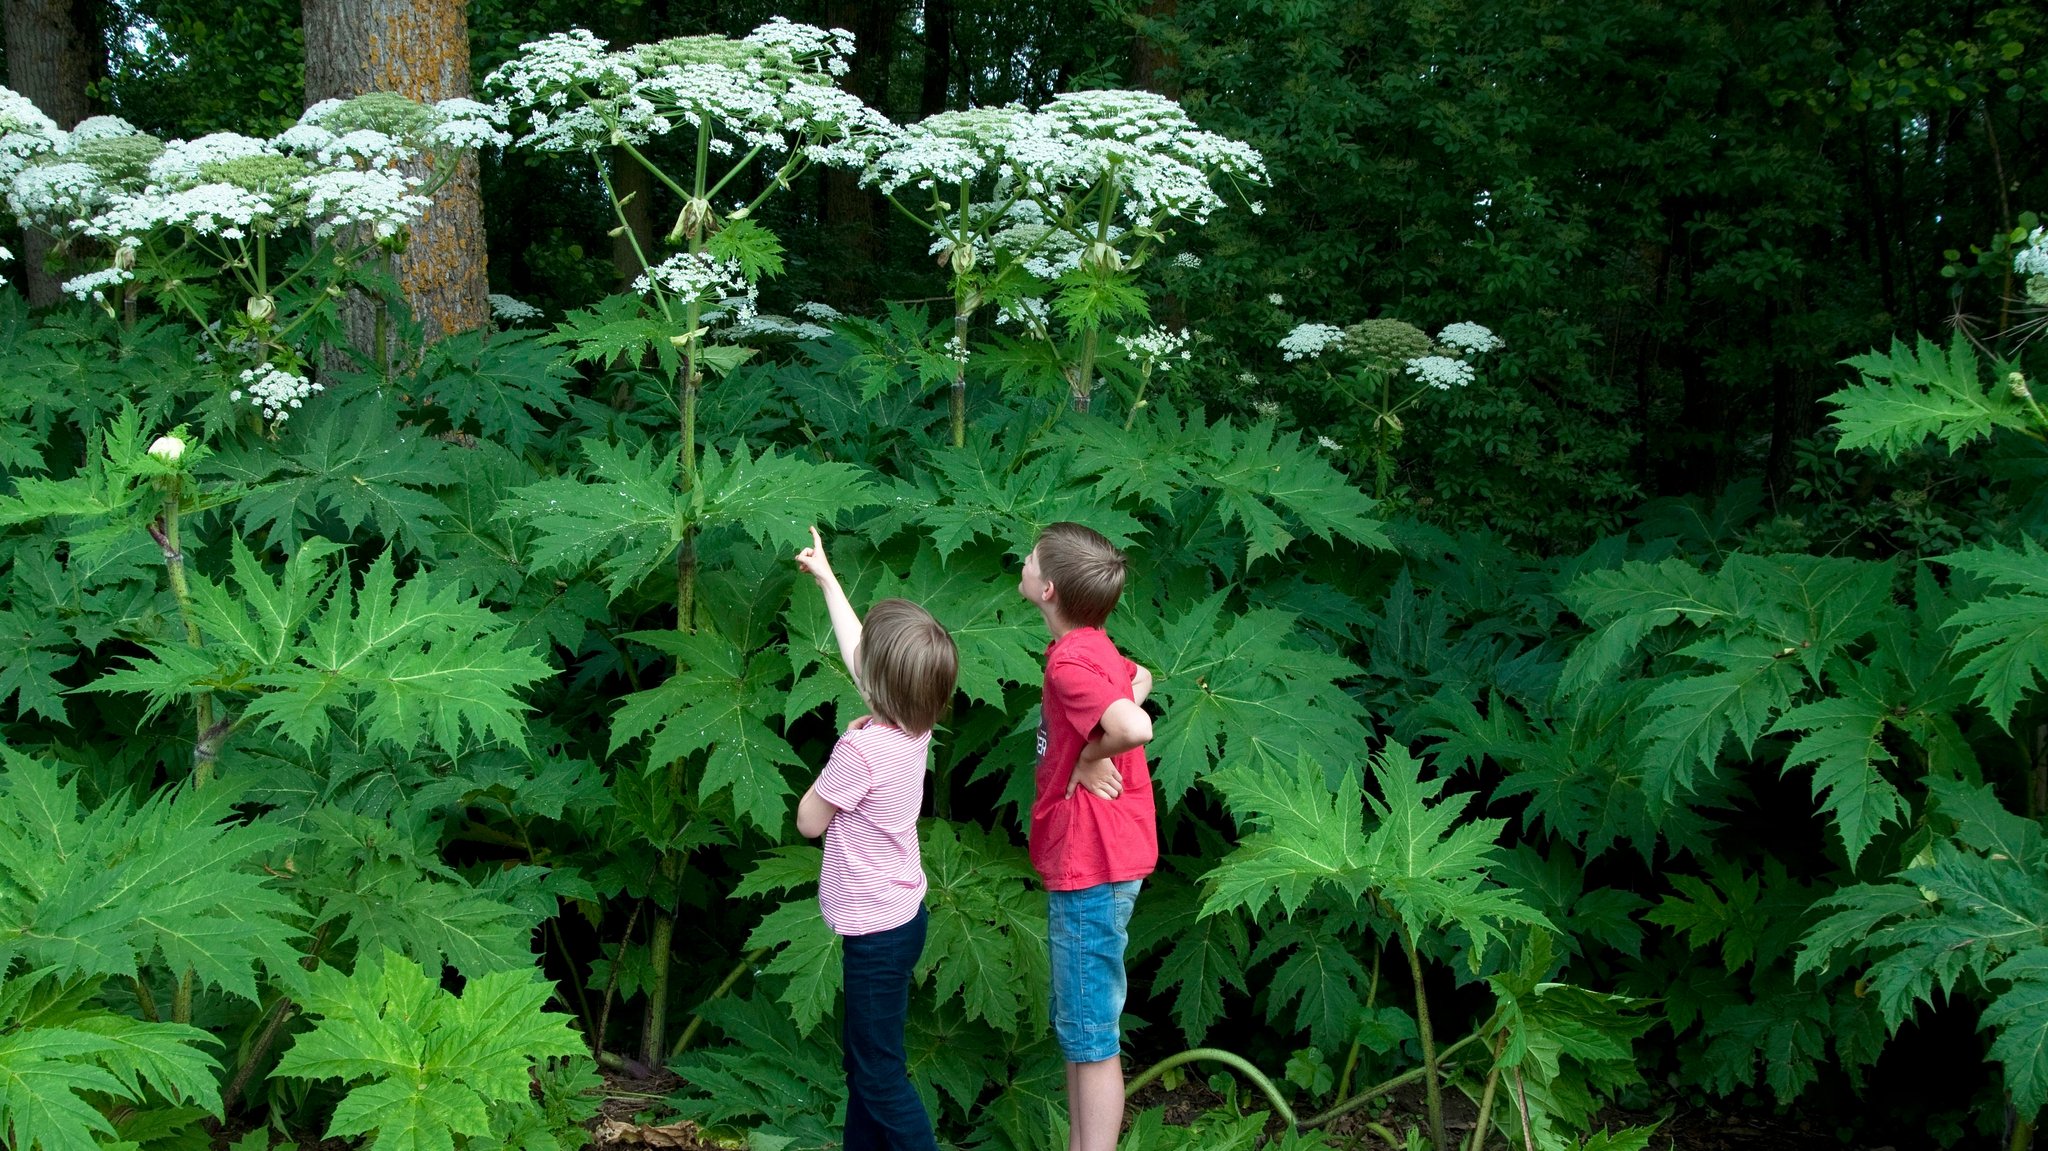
top-left (672, 947), bottom-right (770, 1058)
top-left (1124, 363), bottom-right (1153, 431)
top-left (951, 299), bottom-right (971, 447)
top-left (640, 910), bottom-right (675, 1068)
top-left (1071, 327), bottom-right (1101, 413)
top-left (132, 975), bottom-right (158, 1022)
top-left (1123, 1048), bottom-right (1297, 1128)
top-left (1402, 925), bottom-right (1447, 1151)
top-left (154, 478), bottom-right (217, 786)
top-left (1336, 945), bottom-right (1384, 1102)
top-left (172, 968), bottom-right (195, 1025)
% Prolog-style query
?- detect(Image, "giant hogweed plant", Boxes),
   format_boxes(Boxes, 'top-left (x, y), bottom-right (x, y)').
top-left (1, 87), bottom-right (509, 423)
top-left (859, 92), bottom-right (1266, 439)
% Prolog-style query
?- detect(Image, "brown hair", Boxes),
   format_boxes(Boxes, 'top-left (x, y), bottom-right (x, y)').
top-left (1034, 522), bottom-right (1127, 628)
top-left (858, 599), bottom-right (959, 734)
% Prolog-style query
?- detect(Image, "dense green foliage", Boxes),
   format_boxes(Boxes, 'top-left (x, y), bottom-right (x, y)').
top-left (2, 1), bottom-right (2048, 1150)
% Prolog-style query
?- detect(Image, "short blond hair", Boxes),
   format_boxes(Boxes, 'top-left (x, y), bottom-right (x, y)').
top-left (858, 599), bottom-right (958, 734)
top-left (1035, 522), bottom-right (1126, 628)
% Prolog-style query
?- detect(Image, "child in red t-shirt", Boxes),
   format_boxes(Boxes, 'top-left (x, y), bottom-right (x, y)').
top-left (1017, 522), bottom-right (1157, 1151)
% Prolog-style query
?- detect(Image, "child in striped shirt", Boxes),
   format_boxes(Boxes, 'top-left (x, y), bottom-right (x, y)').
top-left (794, 526), bottom-right (958, 1151)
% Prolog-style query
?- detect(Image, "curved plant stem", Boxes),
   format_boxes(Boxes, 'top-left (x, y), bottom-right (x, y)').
top-left (594, 897), bottom-right (645, 1063)
top-left (1513, 1067), bottom-right (1534, 1150)
top-left (1123, 1048), bottom-right (1297, 1128)
top-left (1336, 943), bottom-right (1383, 1103)
top-left (671, 946), bottom-right (769, 1058)
top-left (1467, 1030), bottom-right (1509, 1151)
top-left (1401, 924), bottom-right (1446, 1151)
top-left (1300, 1029), bottom-right (1486, 1130)
top-left (223, 994), bottom-right (297, 1110)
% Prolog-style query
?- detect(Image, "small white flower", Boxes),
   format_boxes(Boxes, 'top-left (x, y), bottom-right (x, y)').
top-left (1278, 322), bottom-right (1344, 361)
top-left (148, 434), bottom-right (186, 462)
top-left (1266, 293), bottom-right (1284, 306)
top-left (1316, 435), bottom-right (1344, 451)
top-left (1172, 251), bottom-right (1202, 268)
top-left (796, 300), bottom-right (843, 321)
top-left (1404, 355), bottom-right (1475, 390)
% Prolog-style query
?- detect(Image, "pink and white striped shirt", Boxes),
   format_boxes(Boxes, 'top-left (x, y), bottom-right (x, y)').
top-left (814, 722), bottom-right (930, 936)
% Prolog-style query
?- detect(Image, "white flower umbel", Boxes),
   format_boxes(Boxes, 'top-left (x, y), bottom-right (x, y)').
top-left (1028, 89), bottom-right (1268, 225)
top-left (295, 168), bottom-right (430, 239)
top-left (8, 161), bottom-right (107, 227)
top-left (148, 133), bottom-right (277, 185)
top-left (61, 265), bottom-right (134, 302)
top-left (233, 362), bottom-right (324, 423)
top-left (1116, 326), bottom-right (1193, 371)
top-left (727, 314), bottom-right (833, 341)
top-left (1172, 251), bottom-right (1202, 268)
top-left (1436, 321), bottom-right (1502, 355)
top-left (87, 182), bottom-right (280, 241)
top-left (796, 300), bottom-right (843, 321)
top-left (633, 251), bottom-right (751, 307)
top-left (426, 98), bottom-right (512, 150)
top-left (68, 116), bottom-right (143, 145)
top-left (487, 21), bottom-right (887, 159)
top-left (0, 243), bottom-right (11, 287)
top-left (995, 296), bottom-right (1050, 333)
top-left (2016, 227), bottom-right (2048, 277)
top-left (1405, 355), bottom-right (1476, 390)
top-left (1279, 322), bottom-right (1346, 362)
top-left (0, 86), bottom-right (63, 182)
top-left (489, 293), bottom-right (544, 322)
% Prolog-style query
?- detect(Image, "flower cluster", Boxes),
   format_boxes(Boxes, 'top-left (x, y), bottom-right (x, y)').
top-left (2018, 226), bottom-right (2048, 306)
top-left (796, 300), bottom-right (843, 322)
top-left (1403, 355), bottom-right (1475, 390)
top-left (862, 92), bottom-right (1267, 249)
top-left (632, 251), bottom-right (751, 308)
top-left (727, 313), bottom-right (832, 341)
top-left (1116, 326), bottom-right (1193, 372)
top-left (490, 293), bottom-right (544, 322)
top-left (1436, 321), bottom-right (1502, 355)
top-left (485, 20), bottom-right (887, 161)
top-left (1278, 323), bottom-right (1346, 361)
top-left (0, 243), bottom-right (11, 287)
top-left (0, 86), bottom-right (62, 184)
top-left (61, 265), bottom-right (135, 303)
top-left (232, 362), bottom-right (323, 423)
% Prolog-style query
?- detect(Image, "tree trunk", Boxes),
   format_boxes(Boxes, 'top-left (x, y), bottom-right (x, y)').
top-left (1127, 0), bottom-right (1179, 96)
top-left (4, 0), bottom-right (101, 306)
top-left (919, 0), bottom-right (952, 116)
top-left (303, 0), bottom-right (488, 355)
top-left (819, 0), bottom-right (896, 296)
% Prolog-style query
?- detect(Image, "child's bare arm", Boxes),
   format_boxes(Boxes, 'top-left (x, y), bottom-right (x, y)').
top-left (1130, 663), bottom-right (1153, 706)
top-left (795, 525), bottom-right (864, 686)
top-left (796, 782), bottom-right (839, 838)
top-left (1066, 700), bottom-right (1153, 800)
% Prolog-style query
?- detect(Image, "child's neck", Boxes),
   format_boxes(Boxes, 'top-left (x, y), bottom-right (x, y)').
top-left (1039, 603), bottom-right (1085, 640)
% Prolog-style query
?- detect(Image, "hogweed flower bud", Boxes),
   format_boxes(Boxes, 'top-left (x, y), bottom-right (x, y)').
top-left (247, 295), bottom-right (276, 323)
top-left (2011, 372), bottom-right (2033, 401)
top-left (148, 435), bottom-right (186, 463)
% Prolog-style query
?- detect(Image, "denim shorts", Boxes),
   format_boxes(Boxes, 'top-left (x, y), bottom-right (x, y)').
top-left (1047, 879), bottom-right (1141, 1063)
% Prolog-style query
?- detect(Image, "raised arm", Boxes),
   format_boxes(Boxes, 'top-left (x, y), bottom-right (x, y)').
top-left (796, 525), bottom-right (864, 686)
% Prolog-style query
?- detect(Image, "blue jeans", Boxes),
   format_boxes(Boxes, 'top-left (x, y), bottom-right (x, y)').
top-left (1047, 880), bottom-right (1141, 1063)
top-left (840, 906), bottom-right (939, 1151)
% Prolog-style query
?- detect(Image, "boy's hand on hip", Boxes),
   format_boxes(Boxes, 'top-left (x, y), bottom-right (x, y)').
top-left (1066, 756), bottom-right (1123, 801)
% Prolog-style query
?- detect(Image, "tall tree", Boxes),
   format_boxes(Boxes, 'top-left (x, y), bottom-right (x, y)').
top-left (4, 0), bottom-right (102, 305)
top-left (302, 0), bottom-right (488, 351)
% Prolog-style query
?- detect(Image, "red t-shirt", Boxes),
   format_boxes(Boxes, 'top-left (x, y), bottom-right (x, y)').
top-left (1029, 627), bottom-right (1158, 891)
